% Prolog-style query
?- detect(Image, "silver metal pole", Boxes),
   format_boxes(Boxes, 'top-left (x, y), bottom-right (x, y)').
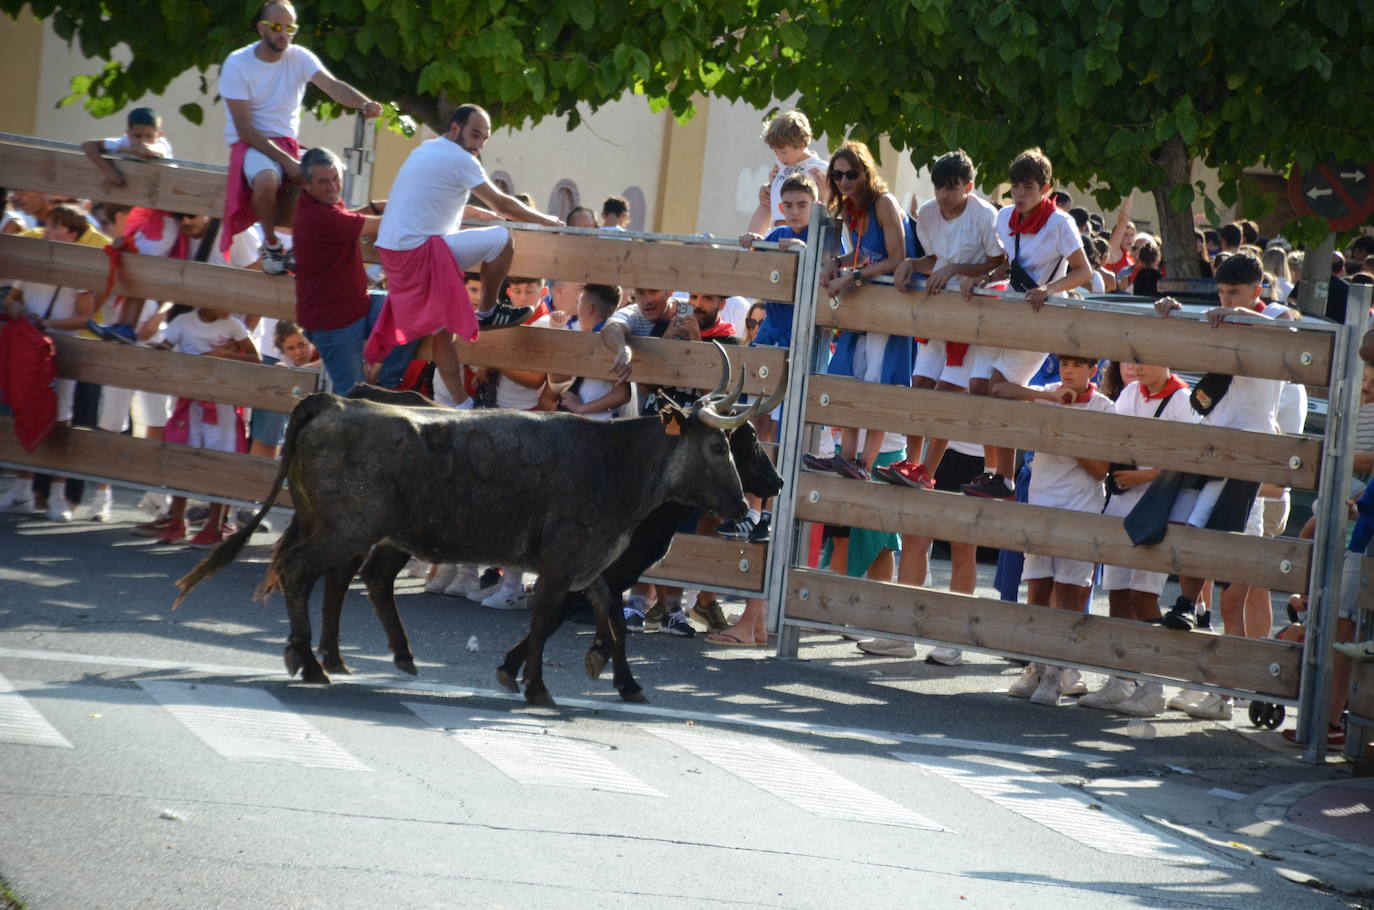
top-left (1299, 281), bottom-right (1370, 762)
top-left (768, 202), bottom-right (828, 658)
top-left (342, 113), bottom-right (375, 209)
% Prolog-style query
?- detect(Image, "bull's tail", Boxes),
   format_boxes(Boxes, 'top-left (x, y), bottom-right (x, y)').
top-left (173, 393), bottom-right (335, 609)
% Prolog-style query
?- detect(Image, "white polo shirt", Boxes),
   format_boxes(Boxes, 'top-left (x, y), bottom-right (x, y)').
top-left (1027, 386), bottom-right (1114, 512)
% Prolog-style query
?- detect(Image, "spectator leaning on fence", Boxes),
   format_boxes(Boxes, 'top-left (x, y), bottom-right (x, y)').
top-left (292, 146), bottom-right (416, 394)
top-left (746, 109), bottom-right (828, 236)
top-left (546, 283), bottom-right (628, 419)
top-left (80, 106), bottom-right (173, 190)
top-left (219, 0), bottom-right (381, 274)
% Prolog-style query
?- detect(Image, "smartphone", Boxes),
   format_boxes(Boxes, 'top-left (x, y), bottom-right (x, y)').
top-left (676, 302), bottom-right (694, 317)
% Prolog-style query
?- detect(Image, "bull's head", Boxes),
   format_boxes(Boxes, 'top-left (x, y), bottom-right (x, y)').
top-left (658, 343), bottom-right (787, 521)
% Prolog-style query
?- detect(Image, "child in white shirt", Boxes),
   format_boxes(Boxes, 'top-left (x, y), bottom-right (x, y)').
top-left (552, 284), bottom-right (630, 419)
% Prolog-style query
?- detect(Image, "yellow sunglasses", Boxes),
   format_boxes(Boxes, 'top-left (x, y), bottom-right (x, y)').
top-left (259, 20), bottom-right (299, 35)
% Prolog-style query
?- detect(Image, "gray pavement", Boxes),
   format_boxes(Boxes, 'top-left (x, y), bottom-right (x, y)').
top-left (1, 488), bottom-right (1371, 908)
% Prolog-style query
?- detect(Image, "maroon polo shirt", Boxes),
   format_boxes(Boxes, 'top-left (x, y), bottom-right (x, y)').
top-left (293, 192), bottom-right (370, 332)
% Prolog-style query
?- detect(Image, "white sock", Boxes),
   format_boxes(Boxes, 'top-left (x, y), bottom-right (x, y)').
top-left (746, 508), bottom-right (762, 524)
top-left (475, 307), bottom-right (494, 318)
top-left (49, 481), bottom-right (67, 507)
top-left (10, 477), bottom-right (33, 498)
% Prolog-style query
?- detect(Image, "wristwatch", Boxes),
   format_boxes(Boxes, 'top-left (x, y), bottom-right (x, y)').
top-left (851, 268), bottom-right (863, 287)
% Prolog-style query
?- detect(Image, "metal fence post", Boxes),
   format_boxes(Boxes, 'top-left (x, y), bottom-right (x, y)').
top-left (1299, 282), bottom-right (1371, 762)
top-left (766, 203), bottom-right (828, 658)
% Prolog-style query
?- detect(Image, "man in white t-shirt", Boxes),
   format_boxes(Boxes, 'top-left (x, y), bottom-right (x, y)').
top-left (366, 103), bottom-right (562, 402)
top-left (887, 150), bottom-right (1006, 490)
top-left (961, 148), bottom-right (1092, 500)
top-left (219, 0), bottom-right (381, 274)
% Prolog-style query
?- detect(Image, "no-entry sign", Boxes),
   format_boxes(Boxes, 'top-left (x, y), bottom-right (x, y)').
top-left (1288, 159), bottom-right (1374, 231)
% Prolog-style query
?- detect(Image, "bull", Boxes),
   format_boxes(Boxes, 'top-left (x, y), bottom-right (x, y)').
top-left (175, 346), bottom-right (782, 706)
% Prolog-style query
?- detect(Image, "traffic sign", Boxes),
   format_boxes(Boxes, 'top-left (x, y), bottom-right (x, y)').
top-left (1288, 159), bottom-right (1374, 231)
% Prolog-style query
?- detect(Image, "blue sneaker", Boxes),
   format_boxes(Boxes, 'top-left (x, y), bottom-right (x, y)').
top-left (86, 321), bottom-right (137, 344)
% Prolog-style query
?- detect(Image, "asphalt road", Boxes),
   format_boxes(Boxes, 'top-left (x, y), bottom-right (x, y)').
top-left (0, 494), bottom-right (1352, 909)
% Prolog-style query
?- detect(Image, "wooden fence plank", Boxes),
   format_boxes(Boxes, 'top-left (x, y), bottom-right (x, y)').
top-left (0, 418), bottom-right (288, 506)
top-left (646, 536), bottom-right (766, 592)
top-left (786, 568), bottom-right (1301, 698)
top-left (0, 233), bottom-right (295, 320)
top-left (795, 473), bottom-right (1310, 591)
top-left (0, 139), bottom-right (225, 216)
top-left (808, 375), bottom-right (1319, 489)
top-left (818, 285), bottom-right (1333, 385)
top-left (52, 335), bottom-right (318, 412)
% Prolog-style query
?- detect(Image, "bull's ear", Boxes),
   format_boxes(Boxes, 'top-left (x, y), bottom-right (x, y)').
top-left (660, 408), bottom-right (684, 435)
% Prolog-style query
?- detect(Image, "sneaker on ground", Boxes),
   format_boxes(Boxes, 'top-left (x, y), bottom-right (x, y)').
top-left (662, 610), bottom-right (696, 637)
top-left (187, 524), bottom-right (225, 549)
top-left (857, 638), bottom-right (916, 658)
top-left (441, 565), bottom-right (482, 598)
top-left (1167, 689), bottom-right (1205, 711)
top-left (136, 491), bottom-right (170, 516)
top-left (185, 504), bottom-right (210, 524)
top-left (131, 515), bottom-right (175, 537)
top-left (801, 453), bottom-right (837, 473)
top-left (1183, 693), bottom-right (1233, 720)
top-left (689, 599), bottom-right (730, 633)
top-left (157, 518), bottom-right (188, 544)
top-left (1161, 596), bottom-right (1200, 631)
top-left (643, 600), bottom-right (666, 633)
top-left (482, 584), bottom-right (528, 611)
top-left (0, 488), bottom-right (36, 513)
top-left (235, 507), bottom-right (271, 534)
top-left (961, 472), bottom-right (1014, 499)
top-left (46, 503), bottom-right (73, 522)
top-left (833, 455), bottom-right (870, 481)
top-left (1057, 667), bottom-right (1088, 696)
top-left (402, 558), bottom-right (432, 579)
top-left (623, 606), bottom-right (645, 632)
top-left (477, 303), bottom-right (534, 329)
top-left (1007, 663), bottom-right (1043, 698)
top-left (1115, 682), bottom-right (1166, 717)
top-left (717, 516), bottom-right (757, 541)
top-left (1078, 677), bottom-right (1136, 710)
top-left (925, 647), bottom-right (963, 666)
top-left (1030, 666), bottom-right (1065, 706)
top-left (749, 512), bottom-right (771, 543)
top-left (79, 499), bottom-right (113, 522)
top-left (1281, 725), bottom-right (1346, 748)
top-left (425, 563), bottom-right (461, 595)
top-left (887, 460), bottom-right (936, 490)
top-left (259, 242), bottom-right (290, 275)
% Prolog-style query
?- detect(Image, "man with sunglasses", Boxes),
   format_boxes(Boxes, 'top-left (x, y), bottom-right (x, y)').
top-left (219, 0), bottom-right (381, 275)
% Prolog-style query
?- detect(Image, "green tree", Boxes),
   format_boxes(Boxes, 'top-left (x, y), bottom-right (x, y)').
top-left (733, 0), bottom-right (1374, 276)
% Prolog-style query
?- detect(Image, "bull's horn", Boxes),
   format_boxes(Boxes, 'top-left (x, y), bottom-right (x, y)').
top-left (740, 362), bottom-right (789, 421)
top-left (696, 404), bottom-right (753, 431)
top-left (715, 361), bottom-right (747, 412)
top-left (706, 340), bottom-right (732, 400)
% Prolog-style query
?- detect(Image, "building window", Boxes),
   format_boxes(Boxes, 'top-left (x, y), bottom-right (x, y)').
top-left (490, 171), bottom-right (514, 195)
top-left (548, 179), bottom-right (580, 221)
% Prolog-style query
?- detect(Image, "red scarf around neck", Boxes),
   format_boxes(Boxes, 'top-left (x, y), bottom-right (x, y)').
top-left (1071, 381), bottom-right (1099, 404)
top-left (1008, 196), bottom-right (1056, 235)
top-left (701, 320), bottom-right (736, 340)
top-left (1139, 374), bottom-right (1188, 401)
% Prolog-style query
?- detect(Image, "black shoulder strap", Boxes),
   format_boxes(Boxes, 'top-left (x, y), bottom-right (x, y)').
top-left (1151, 387), bottom-right (1180, 419)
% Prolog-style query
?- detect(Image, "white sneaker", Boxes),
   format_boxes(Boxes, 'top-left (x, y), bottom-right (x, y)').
top-left (442, 565), bottom-right (481, 598)
top-left (925, 647), bottom-right (963, 666)
top-left (79, 497), bottom-right (113, 522)
top-left (1116, 682), bottom-right (1166, 717)
top-left (425, 563), bottom-right (460, 594)
top-left (1031, 666), bottom-right (1065, 706)
top-left (1007, 663), bottom-right (1043, 698)
top-left (1334, 639), bottom-right (1374, 661)
top-left (137, 491), bottom-right (170, 516)
top-left (1079, 677), bottom-right (1137, 710)
top-left (856, 638), bottom-right (916, 658)
top-left (482, 581), bottom-right (527, 611)
top-left (1057, 668), bottom-right (1088, 696)
top-left (0, 487), bottom-right (35, 513)
top-left (1183, 693), bottom-right (1233, 720)
top-left (1167, 689), bottom-right (1205, 711)
top-left (402, 558), bottom-right (432, 579)
top-left (46, 502), bottom-right (73, 522)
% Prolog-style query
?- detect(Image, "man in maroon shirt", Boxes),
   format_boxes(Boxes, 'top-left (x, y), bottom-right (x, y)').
top-left (293, 146), bottom-right (415, 392)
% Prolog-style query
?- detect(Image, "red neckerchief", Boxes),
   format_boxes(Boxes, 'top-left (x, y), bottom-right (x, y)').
top-left (843, 198), bottom-right (867, 270)
top-left (1008, 196), bottom-right (1056, 235)
top-left (701, 321), bottom-right (736, 340)
top-left (1253, 300), bottom-right (1267, 313)
top-left (1139, 374), bottom-right (1187, 401)
top-left (1071, 382), bottom-right (1098, 404)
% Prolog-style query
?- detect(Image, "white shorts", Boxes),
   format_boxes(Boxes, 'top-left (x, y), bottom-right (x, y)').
top-left (242, 148), bottom-right (283, 186)
top-left (1168, 479), bottom-right (1264, 536)
top-left (1339, 548), bottom-right (1364, 622)
top-left (134, 390), bottom-right (173, 429)
top-left (186, 402), bottom-right (241, 453)
top-left (99, 388), bottom-right (173, 433)
top-left (1023, 553), bottom-right (1095, 588)
top-left (971, 347), bottom-right (1046, 386)
top-left (443, 226), bottom-right (510, 269)
top-left (55, 378), bottom-right (75, 423)
top-left (1102, 564), bottom-right (1168, 595)
top-left (914, 339), bottom-right (945, 382)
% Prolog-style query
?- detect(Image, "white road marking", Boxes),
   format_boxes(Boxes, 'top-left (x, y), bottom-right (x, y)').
top-left (0, 647), bottom-right (1108, 764)
top-left (0, 671), bottom-right (72, 748)
top-left (404, 703), bottom-right (661, 797)
top-left (137, 681), bottom-right (368, 771)
top-left (894, 753), bottom-right (1229, 866)
top-left (646, 724), bottom-right (946, 831)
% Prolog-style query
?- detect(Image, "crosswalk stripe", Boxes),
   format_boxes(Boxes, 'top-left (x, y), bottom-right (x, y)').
top-left (137, 681), bottom-right (369, 771)
top-left (404, 703), bottom-right (662, 797)
top-left (645, 725), bottom-right (945, 830)
top-left (0, 671), bottom-right (72, 749)
top-left (893, 753), bottom-right (1228, 866)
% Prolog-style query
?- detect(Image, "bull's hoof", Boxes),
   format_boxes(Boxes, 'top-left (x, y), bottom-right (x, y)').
top-left (301, 664), bottom-right (331, 685)
top-left (496, 667), bottom-right (520, 693)
top-left (618, 686), bottom-right (648, 704)
top-left (584, 649), bottom-right (607, 680)
top-left (395, 657), bottom-right (418, 676)
top-left (322, 657), bottom-right (351, 675)
top-left (524, 688), bottom-right (557, 707)
top-left (283, 647), bottom-right (303, 678)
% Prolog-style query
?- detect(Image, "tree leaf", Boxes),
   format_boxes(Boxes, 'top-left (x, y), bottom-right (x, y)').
top-left (178, 101), bottom-right (203, 125)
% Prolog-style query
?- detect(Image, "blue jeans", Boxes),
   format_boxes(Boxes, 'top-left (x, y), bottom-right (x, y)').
top-left (305, 291), bottom-right (418, 394)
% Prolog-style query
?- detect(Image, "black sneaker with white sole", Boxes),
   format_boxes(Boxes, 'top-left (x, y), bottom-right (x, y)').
top-left (1161, 596), bottom-right (1199, 631)
top-left (259, 242), bottom-right (290, 275)
top-left (717, 516), bottom-right (756, 541)
top-left (477, 302), bottom-right (534, 329)
top-left (749, 512), bottom-right (771, 543)
top-left (662, 610), bottom-right (696, 637)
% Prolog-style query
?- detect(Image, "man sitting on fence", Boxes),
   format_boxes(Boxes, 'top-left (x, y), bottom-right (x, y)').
top-left (219, 0), bottom-right (382, 274)
top-left (363, 103), bottom-right (562, 403)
